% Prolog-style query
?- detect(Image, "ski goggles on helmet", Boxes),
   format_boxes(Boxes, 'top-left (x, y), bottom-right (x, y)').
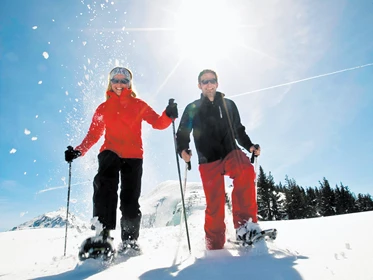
top-left (110, 78), bottom-right (130, 84)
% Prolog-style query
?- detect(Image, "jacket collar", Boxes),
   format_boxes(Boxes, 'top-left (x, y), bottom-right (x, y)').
top-left (200, 91), bottom-right (225, 103)
top-left (106, 88), bottom-right (133, 100)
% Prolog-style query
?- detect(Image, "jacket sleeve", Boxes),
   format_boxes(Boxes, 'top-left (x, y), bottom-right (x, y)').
top-left (75, 106), bottom-right (105, 156)
top-left (230, 100), bottom-right (254, 152)
top-left (176, 103), bottom-right (194, 156)
top-left (142, 103), bottom-right (172, 130)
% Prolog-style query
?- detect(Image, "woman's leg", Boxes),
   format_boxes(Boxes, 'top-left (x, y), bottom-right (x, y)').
top-left (93, 150), bottom-right (121, 230)
top-left (119, 158), bottom-right (143, 241)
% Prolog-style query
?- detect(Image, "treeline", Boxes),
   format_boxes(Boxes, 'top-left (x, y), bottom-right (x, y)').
top-left (234, 166), bottom-right (373, 221)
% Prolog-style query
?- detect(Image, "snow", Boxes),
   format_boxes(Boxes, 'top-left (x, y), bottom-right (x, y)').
top-left (1, 180), bottom-right (373, 280)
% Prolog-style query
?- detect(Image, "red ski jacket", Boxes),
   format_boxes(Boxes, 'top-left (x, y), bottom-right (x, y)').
top-left (75, 89), bottom-right (172, 158)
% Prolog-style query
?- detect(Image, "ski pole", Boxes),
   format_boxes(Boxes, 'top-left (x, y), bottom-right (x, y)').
top-left (251, 144), bottom-right (260, 203)
top-left (170, 106), bottom-right (191, 253)
top-left (181, 152), bottom-right (191, 213)
top-left (253, 157), bottom-right (258, 200)
top-left (179, 162), bottom-right (189, 239)
top-left (183, 157), bottom-right (191, 197)
top-left (64, 160), bottom-right (72, 257)
top-left (182, 149), bottom-right (192, 197)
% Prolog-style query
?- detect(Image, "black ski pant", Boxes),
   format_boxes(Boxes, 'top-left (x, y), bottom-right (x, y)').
top-left (93, 150), bottom-right (142, 241)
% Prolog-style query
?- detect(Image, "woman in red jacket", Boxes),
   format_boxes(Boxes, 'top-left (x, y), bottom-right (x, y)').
top-left (65, 67), bottom-right (178, 251)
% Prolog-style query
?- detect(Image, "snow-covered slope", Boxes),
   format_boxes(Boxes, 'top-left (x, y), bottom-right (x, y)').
top-left (141, 180), bottom-right (206, 228)
top-left (1, 180), bottom-right (373, 280)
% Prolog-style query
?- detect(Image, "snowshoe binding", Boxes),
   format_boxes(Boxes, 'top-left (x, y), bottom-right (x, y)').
top-left (229, 220), bottom-right (277, 247)
top-left (78, 229), bottom-right (116, 262)
top-left (243, 228), bottom-right (277, 246)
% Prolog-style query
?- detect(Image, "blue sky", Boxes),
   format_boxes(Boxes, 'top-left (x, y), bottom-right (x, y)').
top-left (1, 0), bottom-right (372, 232)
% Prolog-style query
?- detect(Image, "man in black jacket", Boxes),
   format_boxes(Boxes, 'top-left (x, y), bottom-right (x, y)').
top-left (176, 69), bottom-right (261, 250)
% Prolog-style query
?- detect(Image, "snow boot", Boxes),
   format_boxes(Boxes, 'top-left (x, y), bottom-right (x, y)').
top-left (117, 239), bottom-right (142, 256)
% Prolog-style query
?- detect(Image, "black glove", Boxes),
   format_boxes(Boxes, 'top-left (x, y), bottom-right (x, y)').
top-left (250, 144), bottom-right (260, 163)
top-left (65, 146), bottom-right (81, 163)
top-left (166, 98), bottom-right (178, 119)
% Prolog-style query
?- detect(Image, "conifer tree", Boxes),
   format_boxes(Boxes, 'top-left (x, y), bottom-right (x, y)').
top-left (284, 176), bottom-right (307, 219)
top-left (304, 187), bottom-right (319, 218)
top-left (335, 183), bottom-right (357, 214)
top-left (257, 166), bottom-right (271, 220)
top-left (257, 167), bottom-right (287, 220)
top-left (275, 182), bottom-right (288, 220)
top-left (356, 194), bottom-right (373, 211)
top-left (319, 177), bottom-right (336, 216)
top-left (267, 173), bottom-right (287, 220)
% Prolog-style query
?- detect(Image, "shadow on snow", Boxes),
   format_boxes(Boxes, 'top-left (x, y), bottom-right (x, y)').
top-left (32, 254), bottom-right (131, 280)
top-left (139, 246), bottom-right (307, 280)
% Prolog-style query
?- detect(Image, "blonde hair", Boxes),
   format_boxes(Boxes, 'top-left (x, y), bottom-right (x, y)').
top-left (106, 67), bottom-right (137, 100)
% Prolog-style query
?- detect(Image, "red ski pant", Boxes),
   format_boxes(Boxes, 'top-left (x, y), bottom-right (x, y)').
top-left (199, 150), bottom-right (257, 250)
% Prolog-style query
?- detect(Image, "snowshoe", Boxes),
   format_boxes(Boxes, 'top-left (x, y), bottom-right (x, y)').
top-left (245, 228), bottom-right (277, 245)
top-left (117, 240), bottom-right (141, 256)
top-left (228, 228), bottom-right (277, 247)
top-left (78, 235), bottom-right (116, 262)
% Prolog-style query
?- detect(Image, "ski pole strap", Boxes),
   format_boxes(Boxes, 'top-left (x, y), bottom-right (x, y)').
top-left (250, 144), bottom-right (260, 164)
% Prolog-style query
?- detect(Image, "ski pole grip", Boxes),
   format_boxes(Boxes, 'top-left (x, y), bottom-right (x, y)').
top-left (187, 161), bottom-right (191, 171)
top-left (186, 149), bottom-right (192, 170)
top-left (251, 154), bottom-right (256, 164)
top-left (169, 98), bottom-right (175, 105)
top-left (250, 144), bottom-right (260, 163)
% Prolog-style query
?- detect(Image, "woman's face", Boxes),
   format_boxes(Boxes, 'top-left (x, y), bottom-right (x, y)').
top-left (110, 74), bottom-right (130, 96)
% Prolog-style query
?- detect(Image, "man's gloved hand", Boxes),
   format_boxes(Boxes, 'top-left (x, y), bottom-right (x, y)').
top-left (65, 146), bottom-right (82, 163)
top-left (250, 144), bottom-right (260, 163)
top-left (166, 98), bottom-right (178, 119)
top-left (250, 144), bottom-right (260, 156)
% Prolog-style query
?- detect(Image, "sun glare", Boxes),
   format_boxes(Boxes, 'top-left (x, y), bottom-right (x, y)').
top-left (173, 0), bottom-right (245, 62)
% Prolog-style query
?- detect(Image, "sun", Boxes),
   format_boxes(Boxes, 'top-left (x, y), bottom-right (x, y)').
top-left (173, 0), bottom-right (247, 63)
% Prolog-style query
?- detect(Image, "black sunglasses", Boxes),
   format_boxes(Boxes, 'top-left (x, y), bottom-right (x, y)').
top-left (200, 79), bottom-right (217, 85)
top-left (111, 78), bottom-right (130, 84)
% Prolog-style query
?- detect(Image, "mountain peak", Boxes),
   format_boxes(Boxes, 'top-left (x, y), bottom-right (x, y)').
top-left (11, 208), bottom-right (89, 231)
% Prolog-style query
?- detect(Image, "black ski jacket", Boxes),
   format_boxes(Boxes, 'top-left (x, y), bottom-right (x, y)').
top-left (176, 91), bottom-right (254, 164)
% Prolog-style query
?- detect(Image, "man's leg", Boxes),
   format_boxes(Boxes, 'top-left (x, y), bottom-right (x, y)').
top-left (93, 150), bottom-right (121, 230)
top-left (199, 160), bottom-right (226, 250)
top-left (224, 150), bottom-right (257, 228)
top-left (119, 158), bottom-right (143, 241)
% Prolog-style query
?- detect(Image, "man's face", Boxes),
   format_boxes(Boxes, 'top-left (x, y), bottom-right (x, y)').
top-left (198, 72), bottom-right (218, 99)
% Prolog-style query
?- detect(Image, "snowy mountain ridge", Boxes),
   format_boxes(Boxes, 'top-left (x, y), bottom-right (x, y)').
top-left (11, 207), bottom-right (90, 232)
top-left (9, 180), bottom-right (205, 233)
top-left (10, 180), bottom-right (205, 232)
